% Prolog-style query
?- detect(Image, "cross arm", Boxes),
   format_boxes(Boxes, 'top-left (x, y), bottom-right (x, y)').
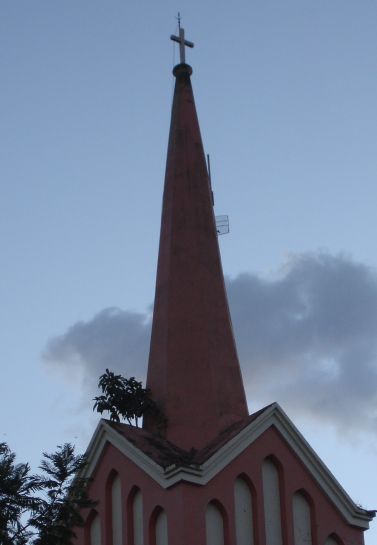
top-left (170, 35), bottom-right (194, 48)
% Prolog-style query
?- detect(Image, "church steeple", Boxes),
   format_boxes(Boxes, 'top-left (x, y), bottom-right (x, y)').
top-left (75, 30), bottom-right (375, 545)
top-left (144, 42), bottom-right (248, 449)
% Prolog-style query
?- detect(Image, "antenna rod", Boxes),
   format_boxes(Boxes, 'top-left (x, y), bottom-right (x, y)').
top-left (207, 154), bottom-right (214, 206)
top-left (207, 154), bottom-right (212, 184)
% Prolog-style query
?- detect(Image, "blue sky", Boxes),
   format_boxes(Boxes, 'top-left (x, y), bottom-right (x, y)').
top-left (1, 1), bottom-right (377, 541)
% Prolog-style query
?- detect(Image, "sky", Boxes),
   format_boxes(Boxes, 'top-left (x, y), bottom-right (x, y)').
top-left (1, 0), bottom-right (377, 542)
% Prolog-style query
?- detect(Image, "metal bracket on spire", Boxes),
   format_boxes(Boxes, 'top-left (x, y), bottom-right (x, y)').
top-left (170, 13), bottom-right (194, 64)
top-left (215, 215), bottom-right (230, 236)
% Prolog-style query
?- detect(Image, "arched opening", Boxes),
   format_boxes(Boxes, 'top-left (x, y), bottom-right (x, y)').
top-left (292, 490), bottom-right (313, 545)
top-left (104, 470), bottom-right (123, 545)
top-left (110, 474), bottom-right (122, 545)
top-left (149, 506), bottom-right (168, 545)
top-left (262, 457), bottom-right (283, 545)
top-left (234, 476), bottom-right (255, 545)
top-left (206, 500), bottom-right (228, 545)
top-left (325, 534), bottom-right (344, 545)
top-left (127, 487), bottom-right (144, 545)
top-left (85, 510), bottom-right (102, 545)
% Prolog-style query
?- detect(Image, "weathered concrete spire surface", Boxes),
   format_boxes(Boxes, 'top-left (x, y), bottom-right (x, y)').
top-left (144, 63), bottom-right (248, 449)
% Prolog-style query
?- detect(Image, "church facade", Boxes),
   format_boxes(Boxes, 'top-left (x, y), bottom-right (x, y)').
top-left (74, 29), bottom-right (375, 545)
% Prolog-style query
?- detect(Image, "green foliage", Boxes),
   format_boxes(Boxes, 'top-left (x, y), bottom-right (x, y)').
top-left (93, 369), bottom-right (163, 427)
top-left (0, 442), bottom-right (95, 545)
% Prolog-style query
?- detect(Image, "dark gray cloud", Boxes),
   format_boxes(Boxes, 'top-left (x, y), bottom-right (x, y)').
top-left (44, 253), bottom-right (377, 433)
top-left (228, 253), bottom-right (377, 433)
top-left (44, 308), bottom-right (151, 391)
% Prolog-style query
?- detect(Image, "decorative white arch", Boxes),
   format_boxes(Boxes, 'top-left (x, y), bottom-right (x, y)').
top-left (111, 474), bottom-right (122, 545)
top-left (206, 502), bottom-right (225, 545)
top-left (155, 509), bottom-right (168, 545)
top-left (234, 477), bottom-right (254, 545)
top-left (132, 489), bottom-right (144, 545)
top-left (90, 513), bottom-right (102, 545)
top-left (293, 491), bottom-right (313, 545)
top-left (262, 458), bottom-right (283, 545)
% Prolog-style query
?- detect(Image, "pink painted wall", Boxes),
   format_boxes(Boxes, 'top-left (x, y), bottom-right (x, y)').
top-left (74, 427), bottom-right (365, 545)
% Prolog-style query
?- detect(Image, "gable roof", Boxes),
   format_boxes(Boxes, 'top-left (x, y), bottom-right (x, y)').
top-left (82, 403), bottom-right (375, 529)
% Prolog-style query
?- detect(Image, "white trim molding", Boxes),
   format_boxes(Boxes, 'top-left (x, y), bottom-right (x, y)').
top-left (82, 404), bottom-right (374, 529)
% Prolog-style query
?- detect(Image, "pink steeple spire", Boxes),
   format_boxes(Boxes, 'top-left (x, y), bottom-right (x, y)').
top-left (144, 61), bottom-right (248, 450)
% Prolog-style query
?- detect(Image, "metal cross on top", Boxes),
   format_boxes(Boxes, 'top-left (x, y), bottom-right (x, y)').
top-left (170, 14), bottom-right (194, 64)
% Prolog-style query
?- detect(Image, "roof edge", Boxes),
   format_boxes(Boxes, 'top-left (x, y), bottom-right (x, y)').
top-left (81, 407), bottom-right (374, 529)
